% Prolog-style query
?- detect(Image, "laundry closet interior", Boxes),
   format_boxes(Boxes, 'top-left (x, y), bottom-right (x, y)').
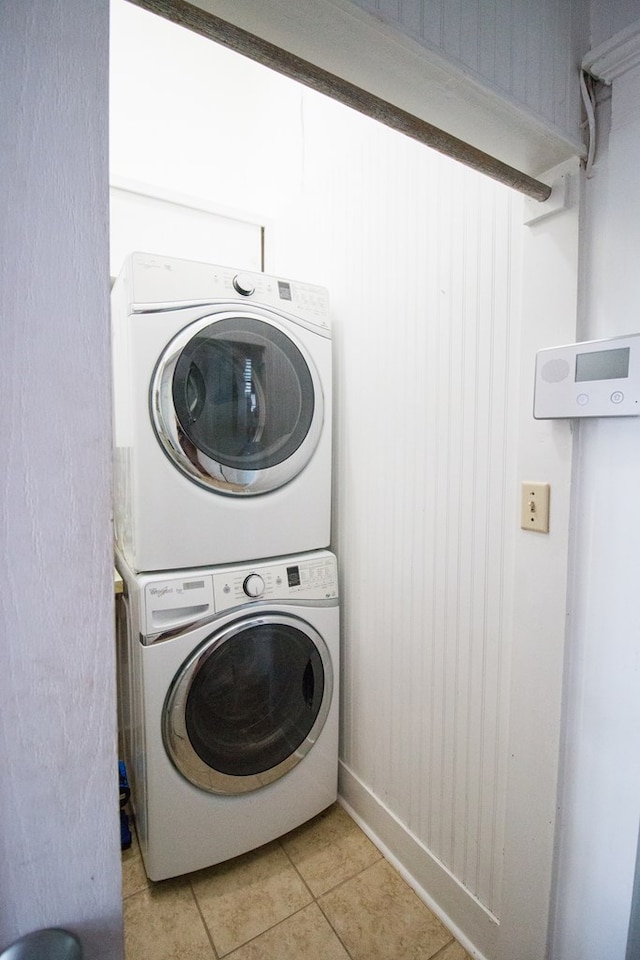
top-left (110, 3), bottom-right (576, 958)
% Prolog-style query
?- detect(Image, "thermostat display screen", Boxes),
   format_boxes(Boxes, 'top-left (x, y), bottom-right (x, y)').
top-left (575, 347), bottom-right (630, 382)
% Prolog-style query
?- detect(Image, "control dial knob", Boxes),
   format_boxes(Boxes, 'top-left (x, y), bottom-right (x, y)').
top-left (233, 274), bottom-right (255, 296)
top-left (243, 574), bottom-right (265, 598)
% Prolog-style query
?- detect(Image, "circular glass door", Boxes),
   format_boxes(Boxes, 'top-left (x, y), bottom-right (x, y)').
top-left (151, 311), bottom-right (323, 495)
top-left (163, 614), bottom-right (333, 795)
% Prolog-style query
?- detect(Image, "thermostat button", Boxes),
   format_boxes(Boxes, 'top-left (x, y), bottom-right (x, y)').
top-left (576, 393), bottom-right (589, 406)
top-left (611, 391), bottom-right (624, 404)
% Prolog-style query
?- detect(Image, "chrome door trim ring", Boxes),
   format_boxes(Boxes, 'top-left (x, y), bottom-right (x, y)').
top-left (162, 613), bottom-right (334, 795)
top-left (150, 308), bottom-right (324, 496)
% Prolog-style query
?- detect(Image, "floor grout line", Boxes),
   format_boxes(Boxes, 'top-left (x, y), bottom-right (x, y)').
top-left (429, 936), bottom-right (457, 960)
top-left (314, 853), bottom-right (384, 900)
top-left (276, 832), bottom-right (375, 960)
top-left (221, 901), bottom-right (321, 959)
top-left (314, 895), bottom-right (355, 960)
top-left (277, 836), bottom-right (317, 902)
top-left (275, 830), bottom-right (389, 960)
top-left (188, 877), bottom-right (220, 960)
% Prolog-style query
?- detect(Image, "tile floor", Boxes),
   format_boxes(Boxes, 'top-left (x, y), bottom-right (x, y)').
top-left (122, 803), bottom-right (471, 960)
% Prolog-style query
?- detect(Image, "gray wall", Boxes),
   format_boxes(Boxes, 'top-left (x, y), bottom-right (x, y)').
top-left (591, 0), bottom-right (640, 45)
top-left (0, 2), bottom-right (122, 956)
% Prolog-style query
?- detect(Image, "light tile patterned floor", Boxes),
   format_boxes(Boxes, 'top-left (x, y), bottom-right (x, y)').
top-left (122, 803), bottom-right (471, 960)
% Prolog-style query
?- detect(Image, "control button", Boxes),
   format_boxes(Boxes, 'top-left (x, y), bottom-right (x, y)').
top-left (611, 390), bottom-right (624, 404)
top-left (243, 574), bottom-right (265, 598)
top-left (576, 393), bottom-right (589, 406)
top-left (233, 274), bottom-right (255, 296)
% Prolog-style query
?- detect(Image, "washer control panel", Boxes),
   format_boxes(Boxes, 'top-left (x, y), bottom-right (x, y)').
top-left (138, 551), bottom-right (338, 639)
top-left (213, 552), bottom-right (338, 612)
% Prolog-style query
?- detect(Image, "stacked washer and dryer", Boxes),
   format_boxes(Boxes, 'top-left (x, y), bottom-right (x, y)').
top-left (112, 252), bottom-right (338, 881)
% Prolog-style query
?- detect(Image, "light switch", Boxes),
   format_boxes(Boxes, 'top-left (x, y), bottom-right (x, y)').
top-left (520, 482), bottom-right (550, 533)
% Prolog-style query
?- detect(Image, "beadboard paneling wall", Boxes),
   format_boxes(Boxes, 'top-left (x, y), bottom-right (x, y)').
top-left (269, 90), bottom-right (522, 947)
top-left (337, 160), bottom-right (518, 919)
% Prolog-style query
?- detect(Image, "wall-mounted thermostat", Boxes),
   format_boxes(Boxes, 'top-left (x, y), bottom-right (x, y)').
top-left (534, 334), bottom-right (640, 419)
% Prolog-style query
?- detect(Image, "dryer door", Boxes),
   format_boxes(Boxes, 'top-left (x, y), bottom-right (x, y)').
top-left (163, 613), bottom-right (333, 795)
top-left (151, 310), bottom-right (323, 495)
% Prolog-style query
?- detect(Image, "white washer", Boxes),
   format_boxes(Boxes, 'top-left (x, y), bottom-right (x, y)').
top-left (116, 549), bottom-right (339, 882)
top-left (111, 252), bottom-right (332, 572)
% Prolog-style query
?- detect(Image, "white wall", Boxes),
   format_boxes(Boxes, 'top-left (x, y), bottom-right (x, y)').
top-left (505, 167), bottom-right (579, 960)
top-left (110, 0), bottom-right (305, 223)
top-left (0, 1), bottom-right (122, 957)
top-left (109, 184), bottom-right (263, 276)
top-left (269, 92), bottom-right (578, 960)
top-left (551, 31), bottom-right (640, 959)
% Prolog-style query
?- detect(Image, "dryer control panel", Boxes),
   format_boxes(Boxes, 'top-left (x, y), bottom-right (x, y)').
top-left (125, 252), bottom-right (331, 333)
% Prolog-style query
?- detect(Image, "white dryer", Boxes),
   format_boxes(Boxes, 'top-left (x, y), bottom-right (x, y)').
top-left (116, 549), bottom-right (339, 882)
top-left (111, 253), bottom-right (332, 572)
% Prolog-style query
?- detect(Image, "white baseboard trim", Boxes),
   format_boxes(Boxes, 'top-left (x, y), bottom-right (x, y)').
top-left (338, 760), bottom-right (496, 960)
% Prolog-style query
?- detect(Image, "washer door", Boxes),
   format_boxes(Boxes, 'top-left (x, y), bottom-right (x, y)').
top-left (151, 311), bottom-right (323, 495)
top-left (163, 614), bottom-right (333, 795)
